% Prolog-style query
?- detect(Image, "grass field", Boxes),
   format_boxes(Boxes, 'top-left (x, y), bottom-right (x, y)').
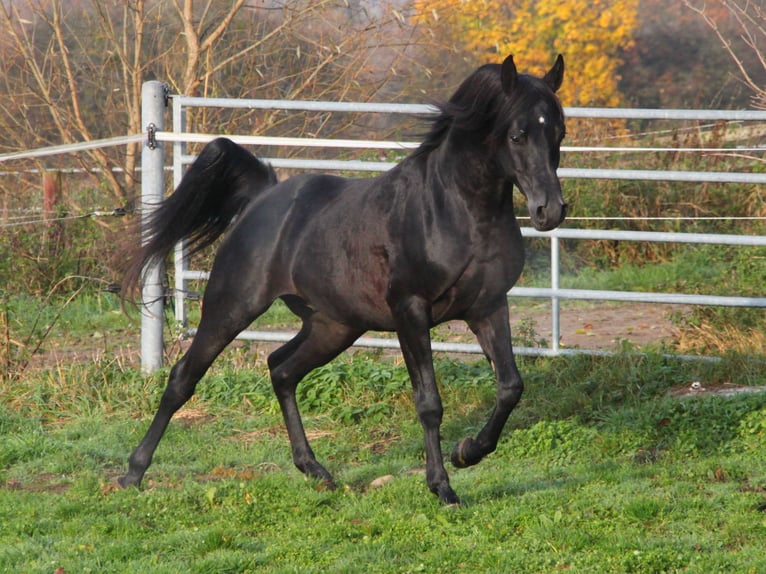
top-left (2, 319), bottom-right (766, 573)
top-left (1, 242), bottom-right (765, 573)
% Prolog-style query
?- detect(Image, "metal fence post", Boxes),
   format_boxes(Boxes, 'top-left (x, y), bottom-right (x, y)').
top-left (172, 95), bottom-right (188, 331)
top-left (140, 81), bottom-right (167, 373)
top-left (550, 235), bottom-right (561, 354)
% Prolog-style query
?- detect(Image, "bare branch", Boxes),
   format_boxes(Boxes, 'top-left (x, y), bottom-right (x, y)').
top-left (684, 0), bottom-right (766, 108)
top-left (0, 0), bottom-right (429, 204)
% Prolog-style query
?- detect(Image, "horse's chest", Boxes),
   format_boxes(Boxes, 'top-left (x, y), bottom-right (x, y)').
top-left (431, 251), bottom-right (523, 323)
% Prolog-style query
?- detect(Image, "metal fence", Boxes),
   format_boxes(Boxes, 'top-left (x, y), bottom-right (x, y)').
top-left (139, 81), bottom-right (766, 372)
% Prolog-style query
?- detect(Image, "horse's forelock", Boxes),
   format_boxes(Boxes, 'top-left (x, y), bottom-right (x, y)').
top-left (492, 75), bottom-right (564, 142)
top-left (417, 64), bottom-right (557, 156)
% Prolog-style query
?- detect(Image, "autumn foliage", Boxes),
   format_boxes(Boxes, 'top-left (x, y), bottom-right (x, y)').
top-left (413, 0), bottom-right (639, 107)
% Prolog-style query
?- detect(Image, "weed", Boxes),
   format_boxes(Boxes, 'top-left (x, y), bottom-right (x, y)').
top-left (514, 317), bottom-right (548, 348)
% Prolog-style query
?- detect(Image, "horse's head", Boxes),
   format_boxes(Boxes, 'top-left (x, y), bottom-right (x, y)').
top-left (498, 55), bottom-right (567, 231)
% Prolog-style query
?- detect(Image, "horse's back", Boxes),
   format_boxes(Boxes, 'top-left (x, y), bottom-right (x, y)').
top-left (208, 171), bottom-right (383, 298)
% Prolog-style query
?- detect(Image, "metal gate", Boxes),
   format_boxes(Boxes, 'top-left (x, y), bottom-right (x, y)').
top-left (138, 81), bottom-right (766, 371)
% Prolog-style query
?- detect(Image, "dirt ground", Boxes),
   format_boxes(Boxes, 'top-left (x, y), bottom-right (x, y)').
top-left (512, 300), bottom-right (683, 351)
top-left (437, 301), bottom-right (684, 352)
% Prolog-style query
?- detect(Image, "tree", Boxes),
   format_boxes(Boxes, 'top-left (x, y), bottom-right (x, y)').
top-left (0, 0), bottom-right (421, 205)
top-left (411, 0), bottom-right (639, 107)
top-left (1, 0), bottom-right (177, 204)
top-left (684, 0), bottom-right (766, 110)
top-left (619, 0), bottom-right (752, 108)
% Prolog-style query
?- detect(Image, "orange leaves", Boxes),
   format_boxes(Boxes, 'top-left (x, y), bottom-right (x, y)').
top-left (413, 0), bottom-right (639, 106)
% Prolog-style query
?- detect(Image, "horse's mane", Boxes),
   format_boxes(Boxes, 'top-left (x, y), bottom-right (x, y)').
top-left (414, 63), bottom-right (555, 157)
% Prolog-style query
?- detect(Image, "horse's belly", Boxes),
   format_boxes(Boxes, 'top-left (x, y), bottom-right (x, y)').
top-left (292, 270), bottom-right (396, 331)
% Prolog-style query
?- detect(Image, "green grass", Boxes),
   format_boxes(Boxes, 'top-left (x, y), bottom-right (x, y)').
top-left (2, 349), bottom-right (766, 573)
top-left (1, 246), bottom-right (765, 572)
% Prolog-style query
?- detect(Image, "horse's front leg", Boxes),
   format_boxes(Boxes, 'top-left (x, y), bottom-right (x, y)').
top-left (392, 296), bottom-right (459, 504)
top-left (452, 303), bottom-right (523, 469)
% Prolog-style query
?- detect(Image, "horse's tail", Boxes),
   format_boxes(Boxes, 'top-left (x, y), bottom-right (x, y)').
top-left (122, 137), bottom-right (278, 299)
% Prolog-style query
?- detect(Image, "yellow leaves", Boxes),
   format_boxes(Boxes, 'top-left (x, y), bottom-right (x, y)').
top-left (413, 0), bottom-right (639, 106)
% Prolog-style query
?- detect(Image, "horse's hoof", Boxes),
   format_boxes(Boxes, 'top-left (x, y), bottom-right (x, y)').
top-left (310, 478), bottom-right (336, 492)
top-left (437, 484), bottom-right (461, 506)
top-left (299, 459), bottom-right (336, 491)
top-left (321, 475), bottom-right (338, 491)
top-left (116, 475), bottom-right (140, 489)
top-left (451, 437), bottom-right (483, 468)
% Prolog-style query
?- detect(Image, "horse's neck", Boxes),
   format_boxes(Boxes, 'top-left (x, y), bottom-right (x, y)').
top-left (427, 141), bottom-right (507, 214)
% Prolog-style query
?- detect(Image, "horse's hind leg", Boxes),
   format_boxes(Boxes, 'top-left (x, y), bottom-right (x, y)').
top-left (118, 299), bottom-right (264, 488)
top-left (452, 304), bottom-right (523, 469)
top-left (267, 313), bottom-right (361, 487)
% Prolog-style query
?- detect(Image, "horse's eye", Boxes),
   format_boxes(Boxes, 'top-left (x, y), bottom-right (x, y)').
top-left (510, 131), bottom-right (525, 144)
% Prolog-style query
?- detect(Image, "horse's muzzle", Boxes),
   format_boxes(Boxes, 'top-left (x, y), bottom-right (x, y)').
top-left (532, 201), bottom-right (568, 231)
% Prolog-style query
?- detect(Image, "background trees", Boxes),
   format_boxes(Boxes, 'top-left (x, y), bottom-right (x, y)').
top-left (683, 0), bottom-right (766, 110)
top-left (412, 0), bottom-right (639, 107)
top-left (620, 0), bottom-right (766, 108)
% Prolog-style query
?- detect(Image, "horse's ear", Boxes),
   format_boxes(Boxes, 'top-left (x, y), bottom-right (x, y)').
top-left (501, 55), bottom-right (517, 94)
top-left (543, 54), bottom-right (565, 93)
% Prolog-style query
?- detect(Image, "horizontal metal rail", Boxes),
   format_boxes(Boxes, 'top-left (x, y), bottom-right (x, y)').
top-left (160, 130), bottom-right (766, 183)
top-left (186, 326), bottom-right (597, 358)
top-left (172, 154), bottom-right (766, 185)
top-left (558, 168), bottom-right (766, 184)
top-left (172, 95), bottom-right (766, 121)
top-left (523, 227), bottom-right (766, 246)
top-left (510, 287), bottom-right (766, 308)
top-left (183, 328), bottom-right (717, 362)
top-left (157, 130), bottom-right (765, 154)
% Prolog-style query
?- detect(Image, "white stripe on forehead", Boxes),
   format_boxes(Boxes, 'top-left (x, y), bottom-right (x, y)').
top-left (538, 115), bottom-right (546, 124)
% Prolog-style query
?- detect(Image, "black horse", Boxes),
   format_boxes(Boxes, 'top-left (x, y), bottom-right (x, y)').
top-left (119, 55), bottom-right (567, 504)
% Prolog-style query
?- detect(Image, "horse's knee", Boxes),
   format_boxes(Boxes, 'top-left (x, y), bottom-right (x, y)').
top-left (269, 361), bottom-right (289, 386)
top-left (269, 362), bottom-right (300, 402)
top-left (498, 375), bottom-right (523, 407)
top-left (414, 393), bottom-right (443, 428)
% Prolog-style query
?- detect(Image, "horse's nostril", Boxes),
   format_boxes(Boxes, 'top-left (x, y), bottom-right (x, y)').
top-left (561, 203), bottom-right (569, 219)
top-left (536, 205), bottom-right (546, 222)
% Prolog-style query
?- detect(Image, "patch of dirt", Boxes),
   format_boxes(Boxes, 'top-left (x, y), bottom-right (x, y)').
top-left (512, 301), bottom-right (685, 351)
top-left (4, 474), bottom-right (72, 494)
top-left (173, 406), bottom-right (216, 427)
top-left (438, 301), bottom-right (686, 352)
top-left (22, 340), bottom-right (141, 371)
